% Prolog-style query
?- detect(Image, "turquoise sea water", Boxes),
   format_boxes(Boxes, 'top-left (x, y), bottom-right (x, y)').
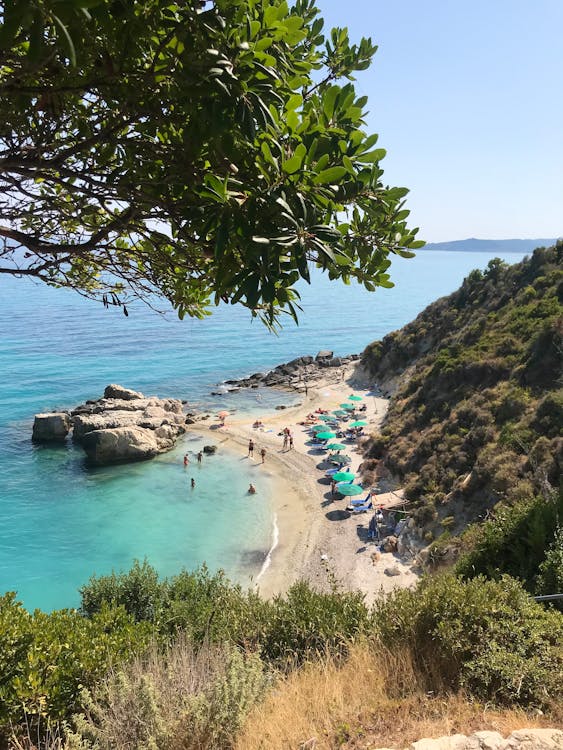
top-left (0, 250), bottom-right (525, 610)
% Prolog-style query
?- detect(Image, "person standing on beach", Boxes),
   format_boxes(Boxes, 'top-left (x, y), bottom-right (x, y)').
top-left (260, 447), bottom-right (266, 464)
top-left (183, 454), bottom-right (189, 467)
top-left (197, 451), bottom-right (203, 464)
top-left (282, 431), bottom-right (289, 450)
top-left (289, 433), bottom-right (294, 450)
top-left (248, 439), bottom-right (254, 458)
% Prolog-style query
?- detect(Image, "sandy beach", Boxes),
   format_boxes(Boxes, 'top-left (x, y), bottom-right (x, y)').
top-left (190, 363), bottom-right (419, 604)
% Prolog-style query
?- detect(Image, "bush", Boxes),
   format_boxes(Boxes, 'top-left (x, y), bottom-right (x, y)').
top-left (536, 526), bottom-right (563, 611)
top-left (374, 573), bottom-right (563, 706)
top-left (456, 492), bottom-right (563, 591)
top-left (0, 593), bottom-right (151, 738)
top-left (68, 637), bottom-right (269, 750)
top-left (261, 582), bottom-right (370, 666)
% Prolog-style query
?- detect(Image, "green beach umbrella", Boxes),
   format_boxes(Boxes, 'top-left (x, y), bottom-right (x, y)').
top-left (332, 410), bottom-right (347, 416)
top-left (328, 454), bottom-right (351, 464)
top-left (337, 483), bottom-right (364, 497)
top-left (348, 395), bottom-right (363, 401)
top-left (318, 414), bottom-right (334, 421)
top-left (340, 403), bottom-right (355, 410)
top-left (332, 471), bottom-right (356, 482)
top-left (316, 431), bottom-right (336, 440)
top-left (349, 420), bottom-right (368, 427)
top-left (326, 442), bottom-right (346, 451)
top-left (310, 424), bottom-right (326, 432)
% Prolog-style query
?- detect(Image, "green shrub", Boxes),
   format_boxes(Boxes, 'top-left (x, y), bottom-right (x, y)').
top-left (374, 573), bottom-right (563, 706)
top-left (68, 637), bottom-right (269, 750)
top-left (260, 582), bottom-right (370, 666)
top-left (456, 492), bottom-right (563, 591)
top-left (0, 593), bottom-right (151, 738)
top-left (536, 526), bottom-right (563, 611)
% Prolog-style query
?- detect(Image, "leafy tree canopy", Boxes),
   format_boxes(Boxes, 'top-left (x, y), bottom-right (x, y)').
top-left (0, 0), bottom-right (422, 324)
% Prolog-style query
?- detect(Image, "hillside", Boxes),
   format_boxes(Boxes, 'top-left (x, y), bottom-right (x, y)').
top-left (361, 244), bottom-right (562, 585)
top-left (424, 238), bottom-right (558, 253)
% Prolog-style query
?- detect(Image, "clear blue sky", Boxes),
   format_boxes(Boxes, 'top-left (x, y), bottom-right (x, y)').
top-left (315, 0), bottom-right (563, 242)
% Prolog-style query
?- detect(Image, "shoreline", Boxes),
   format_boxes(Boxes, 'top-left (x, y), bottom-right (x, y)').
top-left (189, 361), bottom-right (419, 604)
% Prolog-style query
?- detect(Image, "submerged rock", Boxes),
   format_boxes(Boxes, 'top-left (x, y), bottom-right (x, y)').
top-left (32, 412), bottom-right (71, 443)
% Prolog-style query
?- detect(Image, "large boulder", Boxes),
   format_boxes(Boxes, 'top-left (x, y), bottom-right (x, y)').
top-left (32, 412), bottom-right (71, 443)
top-left (315, 350), bottom-right (333, 360)
top-left (81, 426), bottom-right (160, 465)
top-left (103, 384), bottom-right (144, 400)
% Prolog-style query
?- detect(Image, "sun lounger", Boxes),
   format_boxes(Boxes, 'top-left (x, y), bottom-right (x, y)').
top-left (349, 500), bottom-right (373, 514)
top-left (348, 493), bottom-right (371, 505)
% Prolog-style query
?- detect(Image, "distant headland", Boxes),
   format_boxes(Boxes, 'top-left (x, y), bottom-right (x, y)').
top-left (423, 237), bottom-right (558, 253)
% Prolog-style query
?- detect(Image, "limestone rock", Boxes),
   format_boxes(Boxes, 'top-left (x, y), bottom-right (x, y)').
top-left (81, 426), bottom-right (160, 465)
top-left (315, 350), bottom-right (333, 360)
top-left (384, 565), bottom-right (401, 576)
top-left (375, 729), bottom-right (563, 750)
top-left (504, 729), bottom-right (563, 750)
top-left (32, 412), bottom-right (71, 443)
top-left (203, 444), bottom-right (217, 454)
top-left (103, 384), bottom-right (144, 400)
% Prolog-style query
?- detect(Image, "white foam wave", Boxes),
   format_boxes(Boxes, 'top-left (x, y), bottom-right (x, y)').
top-left (255, 512), bottom-right (279, 585)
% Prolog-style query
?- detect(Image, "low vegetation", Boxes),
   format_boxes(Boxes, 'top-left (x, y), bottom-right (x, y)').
top-left (2, 563), bottom-right (562, 748)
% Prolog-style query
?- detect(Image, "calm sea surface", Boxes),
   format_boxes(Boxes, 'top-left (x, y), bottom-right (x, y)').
top-left (0, 250), bottom-right (525, 610)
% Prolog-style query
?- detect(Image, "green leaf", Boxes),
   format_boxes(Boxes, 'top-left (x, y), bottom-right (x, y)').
top-left (52, 15), bottom-right (77, 67)
top-left (282, 143), bottom-right (307, 174)
top-left (355, 148), bottom-right (386, 163)
top-left (313, 166), bottom-right (348, 184)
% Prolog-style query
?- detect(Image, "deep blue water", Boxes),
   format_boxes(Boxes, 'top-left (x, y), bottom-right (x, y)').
top-left (0, 250), bottom-right (525, 610)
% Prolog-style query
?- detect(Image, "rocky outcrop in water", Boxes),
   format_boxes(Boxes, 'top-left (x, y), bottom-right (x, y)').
top-left (32, 384), bottom-right (186, 465)
top-left (223, 351), bottom-right (360, 392)
top-left (32, 412), bottom-right (71, 442)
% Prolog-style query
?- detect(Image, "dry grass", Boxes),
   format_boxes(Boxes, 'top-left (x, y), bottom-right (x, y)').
top-left (235, 642), bottom-right (562, 750)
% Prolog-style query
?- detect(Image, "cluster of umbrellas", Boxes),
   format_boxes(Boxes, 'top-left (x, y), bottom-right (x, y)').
top-left (306, 394), bottom-right (371, 498)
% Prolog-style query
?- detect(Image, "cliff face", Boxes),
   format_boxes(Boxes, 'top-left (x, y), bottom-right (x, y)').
top-left (361, 245), bottom-right (562, 569)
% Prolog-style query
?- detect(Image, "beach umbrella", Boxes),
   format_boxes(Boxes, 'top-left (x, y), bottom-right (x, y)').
top-left (318, 414), bottom-right (334, 421)
top-left (326, 442), bottom-right (346, 451)
top-left (332, 410), bottom-right (347, 416)
top-left (337, 483), bottom-right (364, 496)
top-left (218, 410), bottom-right (229, 417)
top-left (316, 431), bottom-right (336, 440)
top-left (349, 420), bottom-right (368, 427)
top-left (348, 395), bottom-right (363, 401)
top-left (340, 403), bottom-right (355, 410)
top-left (328, 454), bottom-right (351, 464)
top-left (332, 471), bottom-right (355, 482)
top-left (310, 424), bottom-right (327, 432)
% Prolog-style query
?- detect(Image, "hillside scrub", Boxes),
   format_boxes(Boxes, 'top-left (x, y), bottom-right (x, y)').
top-left (361, 245), bottom-right (562, 574)
top-left (235, 644), bottom-right (560, 750)
top-left (66, 637), bottom-right (269, 750)
top-left (374, 573), bottom-right (563, 707)
top-left (4, 565), bottom-right (563, 748)
top-left (79, 562), bottom-right (371, 666)
top-left (0, 592), bottom-right (152, 738)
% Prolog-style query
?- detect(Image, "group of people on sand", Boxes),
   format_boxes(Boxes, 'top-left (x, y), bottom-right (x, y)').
top-left (281, 426), bottom-right (294, 450)
top-left (247, 438), bottom-right (267, 463)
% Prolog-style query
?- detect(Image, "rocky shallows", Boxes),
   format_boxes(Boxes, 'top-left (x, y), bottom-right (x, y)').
top-left (32, 384), bottom-right (187, 466)
top-left (222, 350), bottom-right (360, 391)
